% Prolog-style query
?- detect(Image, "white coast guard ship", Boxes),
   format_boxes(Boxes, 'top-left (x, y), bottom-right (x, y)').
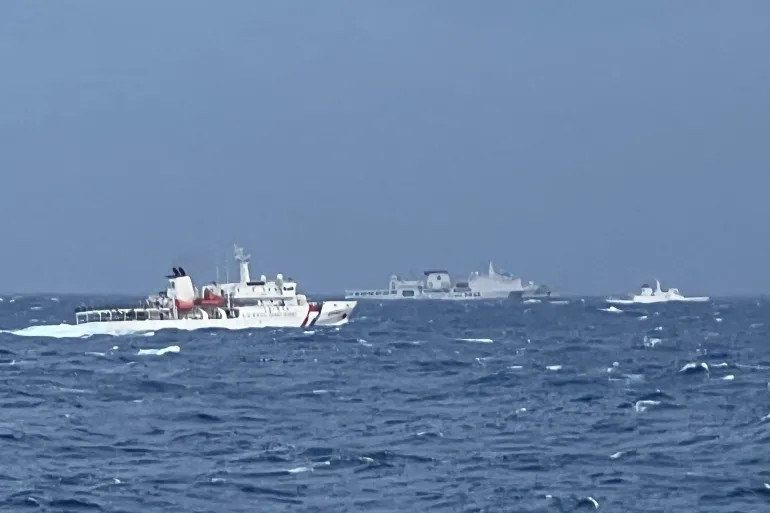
top-left (345, 262), bottom-right (534, 300)
top-left (65, 245), bottom-right (356, 334)
top-left (605, 279), bottom-right (709, 305)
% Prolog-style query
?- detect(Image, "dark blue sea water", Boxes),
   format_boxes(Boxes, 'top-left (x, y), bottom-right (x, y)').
top-left (1, 294), bottom-right (769, 512)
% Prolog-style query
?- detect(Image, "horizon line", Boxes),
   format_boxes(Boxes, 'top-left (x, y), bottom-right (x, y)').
top-left (1, 290), bottom-right (768, 299)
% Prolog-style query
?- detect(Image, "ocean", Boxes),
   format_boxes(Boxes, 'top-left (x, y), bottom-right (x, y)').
top-left (1, 294), bottom-right (769, 512)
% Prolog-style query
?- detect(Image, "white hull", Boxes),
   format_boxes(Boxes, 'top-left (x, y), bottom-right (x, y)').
top-left (346, 262), bottom-right (536, 301)
top-left (13, 244), bottom-right (358, 338)
top-left (606, 280), bottom-right (709, 305)
top-left (10, 301), bottom-right (356, 338)
top-left (606, 296), bottom-right (709, 305)
top-left (344, 290), bottom-right (523, 301)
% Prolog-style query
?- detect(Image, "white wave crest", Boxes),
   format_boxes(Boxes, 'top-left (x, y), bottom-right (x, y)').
top-left (679, 362), bottom-right (710, 373)
top-left (644, 336), bottom-right (662, 347)
top-left (635, 400), bottom-right (660, 412)
top-left (3, 323), bottom-right (154, 339)
top-left (137, 345), bottom-right (180, 356)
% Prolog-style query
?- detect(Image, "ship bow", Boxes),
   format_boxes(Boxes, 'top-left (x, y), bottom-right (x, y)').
top-left (314, 300), bottom-right (357, 326)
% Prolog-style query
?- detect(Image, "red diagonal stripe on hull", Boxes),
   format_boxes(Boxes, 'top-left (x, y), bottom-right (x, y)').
top-left (300, 306), bottom-right (312, 328)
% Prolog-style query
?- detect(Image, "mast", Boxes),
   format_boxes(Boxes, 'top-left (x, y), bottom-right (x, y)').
top-left (234, 244), bottom-right (251, 283)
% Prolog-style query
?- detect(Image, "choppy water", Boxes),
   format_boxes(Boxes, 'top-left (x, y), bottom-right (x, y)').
top-left (1, 294), bottom-right (769, 512)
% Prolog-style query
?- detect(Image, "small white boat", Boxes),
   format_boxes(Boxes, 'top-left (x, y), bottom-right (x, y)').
top-left (606, 280), bottom-right (709, 305)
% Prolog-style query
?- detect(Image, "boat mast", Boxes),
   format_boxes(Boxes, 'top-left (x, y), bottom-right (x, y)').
top-left (224, 247), bottom-right (230, 283)
top-left (234, 244), bottom-right (251, 283)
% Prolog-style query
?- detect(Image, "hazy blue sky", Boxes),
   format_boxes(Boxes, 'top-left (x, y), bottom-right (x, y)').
top-left (1, 1), bottom-right (768, 295)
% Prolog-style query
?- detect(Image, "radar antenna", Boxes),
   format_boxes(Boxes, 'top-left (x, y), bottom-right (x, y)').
top-left (234, 244), bottom-right (250, 263)
top-left (233, 244), bottom-right (252, 283)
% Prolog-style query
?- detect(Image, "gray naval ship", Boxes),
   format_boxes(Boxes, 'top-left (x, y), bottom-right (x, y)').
top-left (345, 262), bottom-right (552, 301)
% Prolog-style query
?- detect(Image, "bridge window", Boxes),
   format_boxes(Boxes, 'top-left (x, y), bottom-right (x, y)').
top-left (402, 290), bottom-right (415, 297)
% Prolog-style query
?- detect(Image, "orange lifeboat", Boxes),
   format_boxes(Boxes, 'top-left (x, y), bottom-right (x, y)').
top-left (195, 288), bottom-right (226, 307)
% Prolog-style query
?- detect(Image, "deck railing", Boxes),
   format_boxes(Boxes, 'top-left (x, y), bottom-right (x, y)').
top-left (74, 307), bottom-right (173, 324)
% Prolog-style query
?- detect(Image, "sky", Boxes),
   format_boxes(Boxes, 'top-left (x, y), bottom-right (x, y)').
top-left (1, 1), bottom-right (769, 296)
